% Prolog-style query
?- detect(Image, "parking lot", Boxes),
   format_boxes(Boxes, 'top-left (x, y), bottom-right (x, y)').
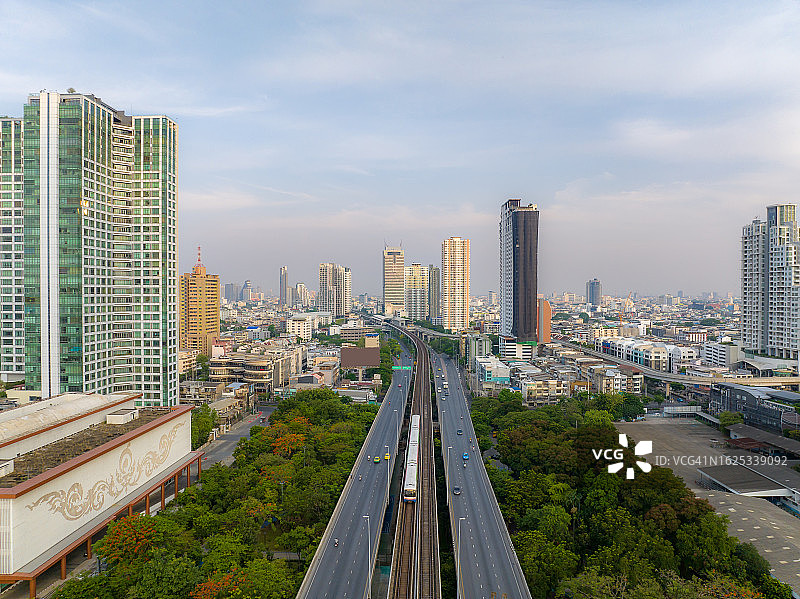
top-left (617, 418), bottom-right (800, 593)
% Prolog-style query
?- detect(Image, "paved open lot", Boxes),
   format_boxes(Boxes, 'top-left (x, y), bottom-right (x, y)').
top-left (617, 418), bottom-right (800, 593)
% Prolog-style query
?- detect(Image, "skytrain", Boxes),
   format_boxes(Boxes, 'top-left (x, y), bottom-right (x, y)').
top-left (402, 415), bottom-right (420, 502)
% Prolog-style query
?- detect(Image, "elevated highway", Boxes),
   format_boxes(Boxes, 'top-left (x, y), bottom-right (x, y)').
top-left (434, 353), bottom-right (532, 599)
top-left (296, 350), bottom-right (410, 599)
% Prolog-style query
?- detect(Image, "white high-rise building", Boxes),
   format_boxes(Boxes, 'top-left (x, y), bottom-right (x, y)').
top-left (441, 237), bottom-right (470, 331)
top-left (295, 283), bottom-right (311, 307)
top-left (0, 117), bottom-right (24, 384)
top-left (2, 91), bottom-right (179, 405)
top-left (741, 205), bottom-right (800, 359)
top-left (404, 263), bottom-right (429, 321)
top-left (383, 246), bottom-right (405, 316)
top-left (318, 262), bottom-right (352, 318)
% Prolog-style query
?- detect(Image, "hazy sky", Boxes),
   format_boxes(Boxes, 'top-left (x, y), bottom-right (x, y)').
top-left (3, 1), bottom-right (800, 297)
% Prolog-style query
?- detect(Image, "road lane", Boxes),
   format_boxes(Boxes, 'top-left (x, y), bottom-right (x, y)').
top-left (434, 353), bottom-right (531, 599)
top-left (298, 351), bottom-right (411, 599)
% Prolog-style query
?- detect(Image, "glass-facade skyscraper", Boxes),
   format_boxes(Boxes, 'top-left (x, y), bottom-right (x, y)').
top-left (499, 199), bottom-right (539, 342)
top-left (1, 91), bottom-right (179, 405)
top-left (0, 118), bottom-right (24, 384)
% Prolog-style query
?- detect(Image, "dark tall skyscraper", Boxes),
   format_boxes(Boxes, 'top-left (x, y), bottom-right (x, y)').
top-left (586, 278), bottom-right (602, 308)
top-left (500, 199), bottom-right (539, 342)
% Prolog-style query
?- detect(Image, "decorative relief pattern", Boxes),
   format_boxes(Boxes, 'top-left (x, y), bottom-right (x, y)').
top-left (25, 422), bottom-right (184, 521)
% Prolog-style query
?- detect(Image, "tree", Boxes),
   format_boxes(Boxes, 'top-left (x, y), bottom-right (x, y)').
top-left (200, 533), bottom-right (251, 576)
top-left (126, 550), bottom-right (201, 599)
top-left (718, 411), bottom-right (744, 433)
top-left (195, 354), bottom-right (210, 380)
top-left (191, 404), bottom-right (218, 450)
top-left (584, 409), bottom-right (614, 428)
top-left (53, 574), bottom-right (114, 599)
top-left (513, 530), bottom-right (579, 599)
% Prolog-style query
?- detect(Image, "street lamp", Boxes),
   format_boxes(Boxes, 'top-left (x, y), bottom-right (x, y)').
top-left (457, 517), bottom-right (467, 599)
top-left (363, 514), bottom-right (372, 599)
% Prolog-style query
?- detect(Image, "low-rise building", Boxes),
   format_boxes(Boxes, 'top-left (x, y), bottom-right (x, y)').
top-left (287, 316), bottom-right (313, 341)
top-left (702, 341), bottom-right (743, 368)
top-left (498, 336), bottom-right (537, 361)
top-left (0, 393), bottom-right (198, 597)
top-left (178, 349), bottom-right (201, 376)
top-left (713, 384), bottom-right (800, 433)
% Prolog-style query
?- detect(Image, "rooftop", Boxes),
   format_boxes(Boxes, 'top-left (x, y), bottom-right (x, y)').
top-left (727, 423), bottom-right (800, 457)
top-left (0, 408), bottom-right (169, 488)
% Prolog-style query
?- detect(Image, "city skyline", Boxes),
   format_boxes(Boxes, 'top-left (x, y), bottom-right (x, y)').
top-left (3, 2), bottom-right (796, 296)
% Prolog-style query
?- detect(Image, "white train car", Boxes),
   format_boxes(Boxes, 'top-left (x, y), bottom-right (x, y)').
top-left (402, 415), bottom-right (421, 502)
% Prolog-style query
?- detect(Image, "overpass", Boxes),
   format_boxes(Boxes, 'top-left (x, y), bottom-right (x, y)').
top-left (562, 342), bottom-right (800, 388)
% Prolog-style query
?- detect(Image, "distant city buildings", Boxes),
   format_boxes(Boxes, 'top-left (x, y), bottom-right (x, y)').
top-left (586, 278), bottom-right (602, 309)
top-left (741, 205), bottom-right (800, 359)
top-left (224, 282), bottom-right (241, 303)
top-left (442, 236), bottom-right (470, 331)
top-left (382, 245), bottom-right (405, 316)
top-left (318, 262), bottom-right (352, 317)
top-left (499, 199), bottom-right (540, 342)
top-left (179, 248), bottom-right (220, 356)
top-left (0, 91), bottom-right (178, 405)
top-left (279, 266), bottom-right (289, 307)
top-left (427, 264), bottom-right (441, 322)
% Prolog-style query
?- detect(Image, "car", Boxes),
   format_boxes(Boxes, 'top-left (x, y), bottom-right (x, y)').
top-left (452, 486), bottom-right (461, 495)
top-left (438, 368), bottom-right (441, 371)
top-left (457, 429), bottom-right (463, 435)
top-left (437, 388), bottom-right (442, 393)
top-left (398, 383), bottom-right (402, 388)
top-left (373, 456), bottom-right (381, 463)
top-left (462, 452), bottom-right (469, 460)
top-left (384, 453), bottom-right (390, 460)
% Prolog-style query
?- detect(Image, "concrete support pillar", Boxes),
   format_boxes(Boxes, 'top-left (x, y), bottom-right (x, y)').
top-left (60, 556), bottom-right (66, 579)
top-left (161, 483), bottom-right (165, 509)
top-left (665, 382), bottom-right (671, 398)
top-left (28, 579), bottom-right (36, 599)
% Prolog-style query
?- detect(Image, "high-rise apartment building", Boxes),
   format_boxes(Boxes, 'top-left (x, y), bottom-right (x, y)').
top-left (404, 263), bottom-right (429, 321)
top-left (295, 283), bottom-right (311, 307)
top-left (441, 237), bottom-right (470, 331)
top-left (586, 278), bottom-right (602, 308)
top-left (499, 199), bottom-right (539, 342)
top-left (0, 118), bottom-right (24, 383)
top-left (427, 264), bottom-right (441, 322)
top-left (240, 280), bottom-right (254, 301)
top-left (179, 248), bottom-right (220, 356)
top-left (279, 266), bottom-right (289, 307)
top-left (6, 91), bottom-right (178, 405)
top-left (318, 262), bottom-right (352, 317)
top-left (741, 205), bottom-right (800, 359)
top-left (383, 246), bottom-right (405, 315)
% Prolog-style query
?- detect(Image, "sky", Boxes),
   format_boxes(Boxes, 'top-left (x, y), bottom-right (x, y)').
top-left (3, 1), bottom-right (800, 298)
